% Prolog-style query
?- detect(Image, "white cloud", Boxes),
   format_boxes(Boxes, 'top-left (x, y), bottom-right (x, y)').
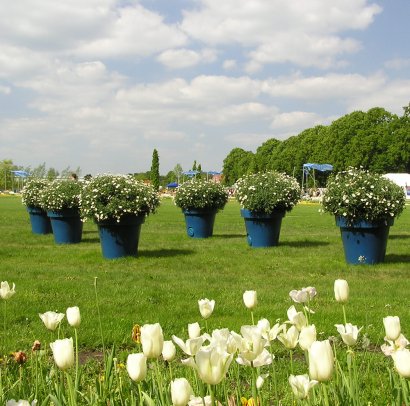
top-left (222, 59), bottom-right (237, 70)
top-left (270, 111), bottom-right (326, 130)
top-left (384, 58), bottom-right (410, 70)
top-left (182, 0), bottom-right (381, 70)
top-left (0, 85), bottom-right (11, 95)
top-left (157, 48), bottom-right (217, 69)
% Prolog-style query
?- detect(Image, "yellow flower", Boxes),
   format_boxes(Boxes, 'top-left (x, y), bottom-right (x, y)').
top-left (132, 324), bottom-right (141, 344)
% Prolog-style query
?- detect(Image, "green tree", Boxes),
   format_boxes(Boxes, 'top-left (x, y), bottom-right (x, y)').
top-left (192, 160), bottom-right (197, 171)
top-left (0, 159), bottom-right (16, 190)
top-left (173, 164), bottom-right (183, 184)
top-left (150, 149), bottom-right (160, 191)
top-left (222, 148), bottom-right (255, 185)
top-left (46, 168), bottom-right (59, 180)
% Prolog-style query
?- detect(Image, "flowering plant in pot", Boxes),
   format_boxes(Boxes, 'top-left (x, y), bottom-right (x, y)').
top-left (40, 179), bottom-right (83, 244)
top-left (322, 167), bottom-right (406, 264)
top-left (234, 171), bottom-right (300, 247)
top-left (80, 174), bottom-right (160, 258)
top-left (174, 180), bottom-right (228, 238)
top-left (21, 178), bottom-right (52, 234)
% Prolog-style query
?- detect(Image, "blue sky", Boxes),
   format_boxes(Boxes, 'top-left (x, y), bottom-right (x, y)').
top-left (1, 0), bottom-right (409, 176)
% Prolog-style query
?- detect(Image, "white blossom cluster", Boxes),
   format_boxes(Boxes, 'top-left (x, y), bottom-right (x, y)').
top-left (234, 171), bottom-right (300, 213)
top-left (39, 179), bottom-right (82, 211)
top-left (174, 180), bottom-right (228, 211)
top-left (21, 178), bottom-right (50, 207)
top-left (80, 174), bottom-right (160, 222)
top-left (322, 168), bottom-right (406, 224)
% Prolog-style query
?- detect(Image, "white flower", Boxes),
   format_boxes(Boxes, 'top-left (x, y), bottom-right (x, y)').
top-left (335, 323), bottom-right (362, 346)
top-left (66, 306), bottom-right (81, 328)
top-left (0, 281), bottom-right (16, 300)
top-left (39, 311), bottom-right (65, 331)
top-left (288, 374), bottom-right (318, 399)
top-left (198, 298), bottom-right (215, 319)
top-left (243, 290), bottom-right (257, 309)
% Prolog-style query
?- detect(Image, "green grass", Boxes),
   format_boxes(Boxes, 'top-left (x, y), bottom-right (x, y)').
top-left (1, 196), bottom-right (409, 352)
top-left (1, 196), bottom-right (410, 404)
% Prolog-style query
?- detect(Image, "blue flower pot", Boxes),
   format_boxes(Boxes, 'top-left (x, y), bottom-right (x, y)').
top-left (240, 209), bottom-right (285, 248)
top-left (183, 209), bottom-right (217, 238)
top-left (26, 206), bottom-right (52, 235)
top-left (47, 209), bottom-right (83, 244)
top-left (97, 215), bottom-right (146, 259)
top-left (335, 216), bottom-right (394, 265)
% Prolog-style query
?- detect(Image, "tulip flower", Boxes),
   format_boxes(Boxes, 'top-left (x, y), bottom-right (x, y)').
top-left (231, 325), bottom-right (267, 363)
top-left (126, 353), bottom-right (147, 382)
top-left (256, 373), bottom-right (269, 389)
top-left (278, 325), bottom-right (299, 350)
top-left (335, 323), bottom-right (362, 346)
top-left (39, 311), bottom-right (65, 331)
top-left (188, 396), bottom-right (212, 406)
top-left (173, 335), bottom-right (206, 357)
top-left (257, 319), bottom-right (285, 342)
top-left (66, 306), bottom-right (81, 328)
top-left (287, 305), bottom-right (307, 331)
top-left (289, 287), bottom-right (316, 304)
top-left (243, 290), bottom-right (257, 309)
top-left (188, 322), bottom-right (201, 339)
top-left (383, 316), bottom-right (401, 341)
top-left (236, 348), bottom-right (272, 367)
top-left (194, 346), bottom-right (233, 385)
top-left (299, 325), bottom-right (317, 351)
top-left (140, 323), bottom-right (164, 358)
top-left (171, 378), bottom-right (193, 406)
top-left (392, 348), bottom-right (410, 378)
top-left (288, 374), bottom-right (318, 399)
top-left (381, 334), bottom-right (409, 356)
top-left (308, 340), bottom-right (334, 382)
top-left (0, 281), bottom-right (16, 300)
top-left (6, 400), bottom-right (37, 406)
top-left (334, 279), bottom-right (349, 303)
top-left (50, 338), bottom-right (74, 371)
top-left (198, 298), bottom-right (215, 319)
top-left (162, 340), bottom-right (176, 361)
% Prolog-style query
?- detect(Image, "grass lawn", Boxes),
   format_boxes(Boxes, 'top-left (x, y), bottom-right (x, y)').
top-left (0, 196), bottom-right (409, 403)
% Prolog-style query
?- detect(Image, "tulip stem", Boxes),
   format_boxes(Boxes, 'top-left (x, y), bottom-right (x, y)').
top-left (74, 327), bottom-right (79, 403)
top-left (342, 304), bottom-right (347, 325)
top-left (321, 383), bottom-right (330, 406)
top-left (251, 310), bottom-right (255, 326)
top-left (3, 301), bottom-right (7, 353)
top-left (251, 365), bottom-right (258, 405)
top-left (289, 349), bottom-right (294, 374)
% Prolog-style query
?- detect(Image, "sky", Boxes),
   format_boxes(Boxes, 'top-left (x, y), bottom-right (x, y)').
top-left (1, 0), bottom-right (410, 176)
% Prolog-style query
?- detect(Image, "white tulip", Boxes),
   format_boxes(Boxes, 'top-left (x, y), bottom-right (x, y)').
top-left (0, 281), bottom-right (16, 300)
top-left (243, 290), bottom-right (257, 309)
top-left (335, 323), bottom-right (362, 346)
top-left (171, 378), bottom-right (193, 406)
top-left (278, 325), bottom-right (299, 349)
top-left (39, 311), bottom-right (65, 331)
top-left (162, 340), bottom-right (176, 361)
top-left (126, 353), bottom-right (147, 382)
top-left (231, 325), bottom-right (267, 362)
top-left (66, 306), bottom-right (81, 328)
top-left (6, 400), bottom-right (37, 406)
top-left (299, 325), bottom-right (317, 351)
top-left (287, 305), bottom-right (308, 331)
top-left (141, 323), bottom-right (164, 358)
top-left (194, 346), bottom-right (233, 385)
top-left (383, 316), bottom-right (401, 341)
top-left (289, 287), bottom-right (316, 303)
top-left (50, 338), bottom-right (74, 371)
top-left (198, 299), bottom-right (215, 319)
top-left (173, 335), bottom-right (206, 356)
top-left (392, 349), bottom-right (410, 378)
top-left (308, 340), bottom-right (334, 382)
top-left (188, 322), bottom-right (201, 339)
top-left (188, 395), bottom-right (212, 406)
top-left (256, 373), bottom-right (269, 389)
top-left (334, 279), bottom-right (349, 303)
top-left (288, 374), bottom-right (318, 399)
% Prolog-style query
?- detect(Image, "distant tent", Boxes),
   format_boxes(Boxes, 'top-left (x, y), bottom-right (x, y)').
top-left (182, 170), bottom-right (199, 177)
top-left (166, 182), bottom-right (179, 188)
top-left (10, 170), bottom-right (30, 192)
top-left (302, 163), bottom-right (333, 191)
top-left (11, 170), bottom-right (30, 178)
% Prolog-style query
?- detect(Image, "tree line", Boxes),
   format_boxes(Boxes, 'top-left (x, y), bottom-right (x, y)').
top-left (222, 106), bottom-right (410, 186)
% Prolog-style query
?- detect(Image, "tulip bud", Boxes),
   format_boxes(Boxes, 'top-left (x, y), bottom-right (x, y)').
top-left (243, 290), bottom-right (257, 309)
top-left (141, 323), bottom-right (164, 358)
top-left (66, 306), bottom-right (81, 328)
top-left (126, 353), bottom-right (147, 382)
top-left (188, 322), bottom-right (201, 339)
top-left (198, 298), bottom-right (215, 319)
top-left (299, 325), bottom-right (317, 351)
top-left (171, 378), bottom-right (193, 406)
top-left (334, 279), bottom-right (349, 303)
top-left (162, 340), bottom-right (176, 361)
top-left (383, 316), bottom-right (401, 341)
top-left (0, 281), bottom-right (16, 300)
top-left (308, 340), bottom-right (334, 382)
top-left (50, 338), bottom-right (74, 371)
top-left (39, 311), bottom-right (65, 331)
top-left (392, 349), bottom-right (410, 378)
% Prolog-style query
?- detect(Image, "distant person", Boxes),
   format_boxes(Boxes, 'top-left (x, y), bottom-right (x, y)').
top-left (70, 173), bottom-right (78, 181)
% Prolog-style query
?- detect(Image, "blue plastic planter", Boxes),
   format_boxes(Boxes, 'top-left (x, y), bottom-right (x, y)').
top-left (183, 209), bottom-right (217, 238)
top-left (27, 206), bottom-right (52, 235)
top-left (240, 209), bottom-right (285, 248)
top-left (47, 209), bottom-right (83, 244)
top-left (97, 215), bottom-right (145, 259)
top-left (335, 216), bottom-right (394, 265)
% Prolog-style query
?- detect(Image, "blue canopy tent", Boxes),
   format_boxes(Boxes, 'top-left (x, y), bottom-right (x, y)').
top-left (205, 170), bottom-right (222, 180)
top-left (10, 170), bottom-right (30, 192)
top-left (302, 163), bottom-right (333, 191)
top-left (166, 182), bottom-right (179, 188)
